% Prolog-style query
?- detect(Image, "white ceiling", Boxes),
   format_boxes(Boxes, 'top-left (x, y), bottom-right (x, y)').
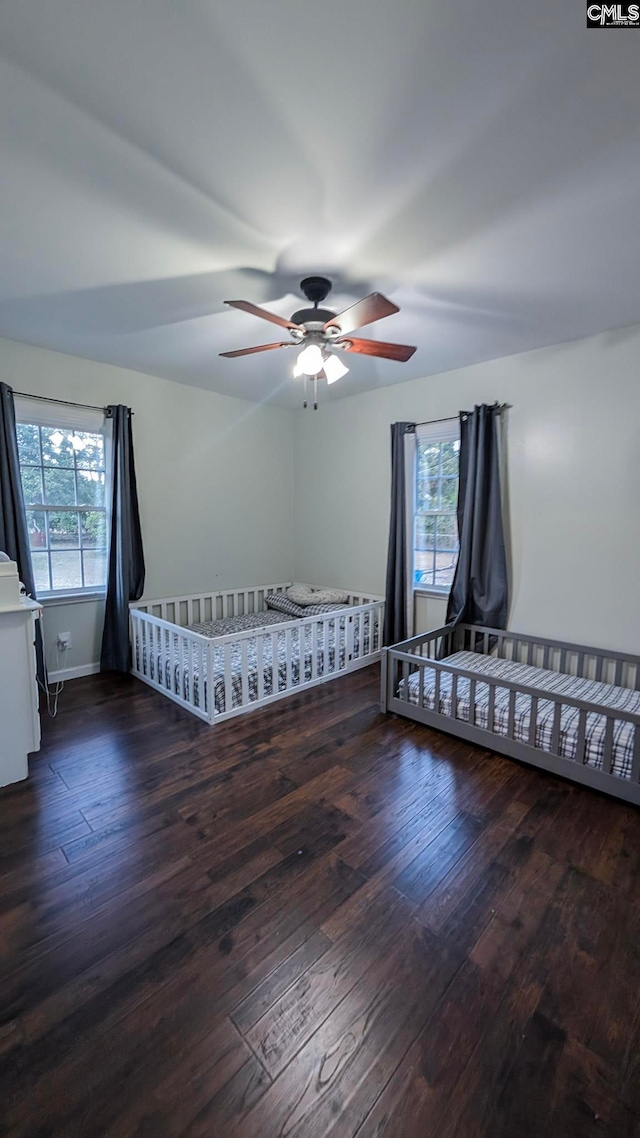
top-left (0, 0), bottom-right (639, 407)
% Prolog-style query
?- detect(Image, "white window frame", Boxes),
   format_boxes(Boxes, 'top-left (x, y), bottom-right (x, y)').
top-left (412, 419), bottom-right (461, 597)
top-left (15, 397), bottom-right (110, 603)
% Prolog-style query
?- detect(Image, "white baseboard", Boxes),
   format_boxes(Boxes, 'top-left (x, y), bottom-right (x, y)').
top-left (48, 662), bottom-right (101, 683)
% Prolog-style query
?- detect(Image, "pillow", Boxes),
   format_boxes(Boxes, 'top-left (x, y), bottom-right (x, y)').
top-left (265, 594), bottom-right (348, 618)
top-left (286, 584), bottom-right (350, 606)
top-left (300, 602), bottom-right (349, 616)
top-left (265, 593), bottom-right (308, 618)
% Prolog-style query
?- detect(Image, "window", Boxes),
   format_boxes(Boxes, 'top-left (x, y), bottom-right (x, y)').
top-left (16, 418), bottom-right (108, 597)
top-left (413, 424), bottom-right (460, 591)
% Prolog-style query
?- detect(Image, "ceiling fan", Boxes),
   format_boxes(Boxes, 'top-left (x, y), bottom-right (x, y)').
top-left (219, 276), bottom-right (416, 408)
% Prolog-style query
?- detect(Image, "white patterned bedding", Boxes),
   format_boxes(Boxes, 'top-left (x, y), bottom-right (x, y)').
top-left (189, 611), bottom-right (297, 638)
top-left (137, 612), bottom-right (376, 715)
top-left (400, 651), bottom-right (640, 780)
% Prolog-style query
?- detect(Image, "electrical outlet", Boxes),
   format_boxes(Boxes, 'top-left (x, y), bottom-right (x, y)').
top-left (57, 631), bottom-right (71, 651)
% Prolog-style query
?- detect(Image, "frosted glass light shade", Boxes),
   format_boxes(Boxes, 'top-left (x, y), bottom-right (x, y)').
top-left (322, 354), bottom-right (349, 384)
top-left (296, 344), bottom-right (324, 375)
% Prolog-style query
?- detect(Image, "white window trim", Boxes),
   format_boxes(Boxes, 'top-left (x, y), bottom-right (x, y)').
top-left (39, 591), bottom-right (106, 607)
top-left (404, 431), bottom-right (416, 638)
top-left (411, 418), bottom-right (460, 597)
top-left (15, 398), bottom-right (111, 601)
top-left (414, 585), bottom-right (453, 599)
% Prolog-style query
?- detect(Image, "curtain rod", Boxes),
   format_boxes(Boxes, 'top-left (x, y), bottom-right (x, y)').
top-left (414, 402), bottom-right (510, 428)
top-left (13, 391), bottom-right (133, 416)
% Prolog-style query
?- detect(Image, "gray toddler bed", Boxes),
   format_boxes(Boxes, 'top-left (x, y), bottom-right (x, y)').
top-left (382, 624), bottom-right (640, 805)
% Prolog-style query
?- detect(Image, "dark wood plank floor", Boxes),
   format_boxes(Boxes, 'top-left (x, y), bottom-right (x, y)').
top-left (1, 666), bottom-right (640, 1137)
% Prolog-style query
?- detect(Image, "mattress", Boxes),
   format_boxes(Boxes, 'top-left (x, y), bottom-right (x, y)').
top-left (400, 650), bottom-right (640, 780)
top-left (189, 610), bottom-right (297, 638)
top-left (137, 613), bottom-right (376, 715)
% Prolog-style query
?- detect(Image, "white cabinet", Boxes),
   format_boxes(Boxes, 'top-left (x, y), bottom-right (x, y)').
top-left (0, 599), bottom-right (41, 787)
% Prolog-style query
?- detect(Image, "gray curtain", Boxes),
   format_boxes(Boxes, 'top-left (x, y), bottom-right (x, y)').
top-left (0, 382), bottom-right (46, 683)
top-left (446, 403), bottom-right (508, 630)
top-left (383, 422), bottom-right (416, 645)
top-left (100, 405), bottom-right (145, 673)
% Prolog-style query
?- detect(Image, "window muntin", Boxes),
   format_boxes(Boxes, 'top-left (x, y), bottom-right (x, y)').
top-left (413, 434), bottom-right (460, 590)
top-left (17, 422), bottom-right (107, 596)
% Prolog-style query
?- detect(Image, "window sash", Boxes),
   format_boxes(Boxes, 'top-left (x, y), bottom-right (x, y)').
top-left (17, 418), bottom-right (108, 596)
top-left (26, 505), bottom-right (108, 595)
top-left (413, 430), bottom-right (460, 592)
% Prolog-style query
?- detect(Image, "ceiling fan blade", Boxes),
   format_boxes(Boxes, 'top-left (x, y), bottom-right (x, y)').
top-left (337, 337), bottom-right (416, 362)
top-left (324, 292), bottom-right (399, 335)
top-left (224, 300), bottom-right (301, 331)
top-left (219, 342), bottom-right (290, 358)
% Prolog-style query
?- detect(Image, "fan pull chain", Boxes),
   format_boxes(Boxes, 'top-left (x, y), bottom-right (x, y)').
top-left (303, 375), bottom-right (308, 409)
top-left (313, 375), bottom-right (318, 410)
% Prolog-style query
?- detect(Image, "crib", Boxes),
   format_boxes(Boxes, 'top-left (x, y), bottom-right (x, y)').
top-left (382, 623), bottom-right (640, 805)
top-left (130, 581), bottom-right (384, 724)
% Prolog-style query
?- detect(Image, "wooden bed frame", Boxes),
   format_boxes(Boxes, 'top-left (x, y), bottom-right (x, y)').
top-left (382, 623), bottom-right (640, 805)
top-left (130, 581), bottom-right (384, 724)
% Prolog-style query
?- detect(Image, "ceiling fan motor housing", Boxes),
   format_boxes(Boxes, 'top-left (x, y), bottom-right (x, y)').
top-left (299, 276), bottom-right (332, 304)
top-left (290, 307), bottom-right (336, 327)
top-left (292, 277), bottom-right (336, 328)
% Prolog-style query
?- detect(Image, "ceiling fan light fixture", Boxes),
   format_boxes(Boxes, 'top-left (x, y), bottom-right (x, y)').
top-left (322, 354), bottom-right (349, 384)
top-left (296, 343), bottom-right (324, 375)
top-left (219, 279), bottom-right (417, 397)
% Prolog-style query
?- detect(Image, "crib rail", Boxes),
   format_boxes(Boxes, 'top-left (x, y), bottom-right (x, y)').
top-left (382, 624), bottom-right (640, 805)
top-left (131, 582), bottom-right (384, 630)
top-left (395, 623), bottom-right (640, 692)
top-left (131, 591), bottom-right (384, 725)
top-left (303, 584), bottom-right (384, 609)
top-left (131, 581), bottom-right (292, 627)
top-left (130, 608), bottom-right (212, 722)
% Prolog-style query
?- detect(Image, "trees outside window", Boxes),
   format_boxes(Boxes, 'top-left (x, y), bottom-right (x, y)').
top-left (413, 434), bottom-right (460, 590)
top-left (17, 422), bottom-right (107, 595)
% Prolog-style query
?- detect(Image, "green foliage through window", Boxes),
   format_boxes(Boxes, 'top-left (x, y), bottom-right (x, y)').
top-left (414, 437), bottom-right (460, 590)
top-left (17, 422), bottom-right (107, 594)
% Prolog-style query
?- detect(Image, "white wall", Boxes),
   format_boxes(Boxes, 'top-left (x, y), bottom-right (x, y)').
top-left (4, 320), bottom-right (640, 676)
top-left (0, 337), bottom-right (294, 674)
top-left (293, 323), bottom-right (640, 655)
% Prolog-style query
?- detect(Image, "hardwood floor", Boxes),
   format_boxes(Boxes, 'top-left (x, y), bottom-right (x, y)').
top-left (1, 665), bottom-right (640, 1136)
